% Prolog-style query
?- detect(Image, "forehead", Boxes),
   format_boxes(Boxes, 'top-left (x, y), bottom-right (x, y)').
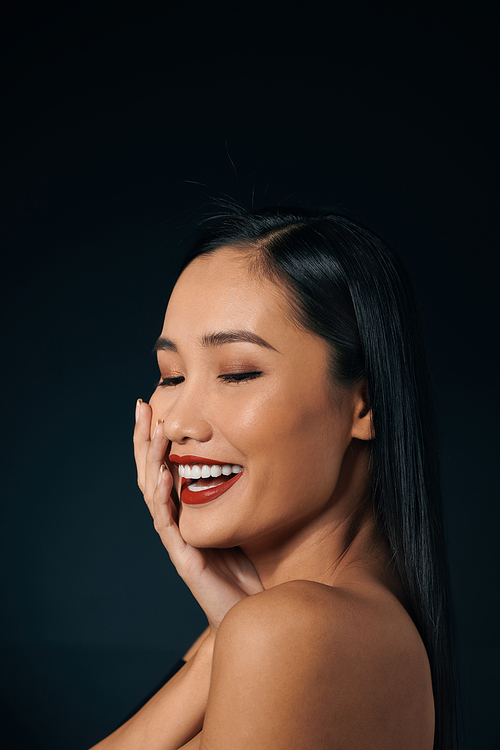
top-left (160, 247), bottom-right (334, 391)
top-left (163, 248), bottom-right (291, 336)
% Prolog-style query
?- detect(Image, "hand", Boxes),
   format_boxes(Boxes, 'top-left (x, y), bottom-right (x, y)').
top-left (133, 399), bottom-right (264, 634)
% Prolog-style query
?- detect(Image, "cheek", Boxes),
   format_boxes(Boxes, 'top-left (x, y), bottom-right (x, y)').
top-left (214, 386), bottom-right (275, 439)
top-left (267, 392), bottom-right (348, 489)
top-left (230, 381), bottom-right (344, 474)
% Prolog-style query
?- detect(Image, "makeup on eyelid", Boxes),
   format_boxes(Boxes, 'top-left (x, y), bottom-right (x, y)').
top-left (149, 247), bottom-right (365, 550)
top-left (157, 368), bottom-right (263, 387)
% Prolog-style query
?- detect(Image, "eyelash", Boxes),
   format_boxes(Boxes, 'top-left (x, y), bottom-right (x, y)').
top-left (158, 371), bottom-right (263, 387)
top-left (158, 376), bottom-right (184, 387)
top-left (220, 371), bottom-right (263, 383)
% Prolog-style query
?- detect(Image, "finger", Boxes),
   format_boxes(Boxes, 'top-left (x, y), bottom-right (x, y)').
top-left (153, 465), bottom-right (211, 584)
top-left (153, 464), bottom-right (190, 561)
top-left (144, 418), bottom-right (169, 510)
top-left (133, 399), bottom-right (152, 493)
top-left (164, 450), bottom-right (180, 510)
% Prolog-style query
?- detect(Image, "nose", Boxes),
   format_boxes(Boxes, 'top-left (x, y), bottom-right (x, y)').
top-left (160, 385), bottom-right (213, 445)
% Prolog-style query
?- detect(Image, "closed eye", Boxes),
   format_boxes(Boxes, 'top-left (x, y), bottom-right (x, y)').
top-left (157, 372), bottom-right (262, 387)
top-left (158, 376), bottom-right (185, 387)
top-left (219, 371), bottom-right (263, 383)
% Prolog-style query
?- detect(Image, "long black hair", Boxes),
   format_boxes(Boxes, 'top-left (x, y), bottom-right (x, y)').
top-left (180, 206), bottom-right (457, 750)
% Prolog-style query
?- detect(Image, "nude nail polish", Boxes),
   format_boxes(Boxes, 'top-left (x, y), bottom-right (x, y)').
top-left (158, 463), bottom-right (166, 485)
top-left (135, 398), bottom-right (142, 423)
top-left (152, 418), bottom-right (163, 439)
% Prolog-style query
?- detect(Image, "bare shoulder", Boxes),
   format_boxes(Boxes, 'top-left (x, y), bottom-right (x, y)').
top-left (201, 581), bottom-right (434, 750)
top-left (217, 579), bottom-right (426, 662)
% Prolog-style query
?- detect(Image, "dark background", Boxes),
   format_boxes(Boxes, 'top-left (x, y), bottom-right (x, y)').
top-left (1, 2), bottom-right (498, 748)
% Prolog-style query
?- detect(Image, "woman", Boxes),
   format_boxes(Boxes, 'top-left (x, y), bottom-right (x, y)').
top-left (92, 207), bottom-right (456, 749)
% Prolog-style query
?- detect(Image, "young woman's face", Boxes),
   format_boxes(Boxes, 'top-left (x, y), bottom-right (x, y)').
top-left (150, 248), bottom-right (363, 552)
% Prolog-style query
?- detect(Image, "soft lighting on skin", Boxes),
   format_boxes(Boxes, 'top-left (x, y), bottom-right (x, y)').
top-left (149, 248), bottom-right (373, 577)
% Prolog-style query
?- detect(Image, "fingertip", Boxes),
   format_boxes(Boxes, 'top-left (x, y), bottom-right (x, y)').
top-left (134, 400), bottom-right (155, 436)
top-left (157, 462), bottom-right (174, 489)
top-left (154, 464), bottom-right (176, 523)
top-left (152, 418), bottom-right (165, 440)
top-left (135, 398), bottom-right (143, 423)
top-left (158, 462), bottom-right (166, 485)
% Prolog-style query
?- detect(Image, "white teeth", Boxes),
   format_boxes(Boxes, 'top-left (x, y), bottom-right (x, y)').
top-left (178, 463), bottom-right (243, 479)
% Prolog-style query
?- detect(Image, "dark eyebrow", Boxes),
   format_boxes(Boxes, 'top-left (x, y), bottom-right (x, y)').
top-left (200, 330), bottom-right (279, 352)
top-left (152, 336), bottom-right (177, 353)
top-left (153, 330), bottom-right (279, 354)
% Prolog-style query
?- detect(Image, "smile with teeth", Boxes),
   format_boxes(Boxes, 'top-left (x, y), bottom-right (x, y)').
top-left (178, 463), bottom-right (243, 492)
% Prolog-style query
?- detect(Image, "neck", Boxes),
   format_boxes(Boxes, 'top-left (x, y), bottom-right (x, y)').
top-left (240, 440), bottom-right (402, 602)
top-left (244, 501), bottom-right (377, 589)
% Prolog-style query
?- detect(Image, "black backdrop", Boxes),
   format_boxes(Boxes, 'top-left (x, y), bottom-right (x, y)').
top-left (1, 3), bottom-right (499, 749)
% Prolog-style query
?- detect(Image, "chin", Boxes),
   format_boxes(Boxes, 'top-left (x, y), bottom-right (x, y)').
top-left (178, 512), bottom-right (240, 549)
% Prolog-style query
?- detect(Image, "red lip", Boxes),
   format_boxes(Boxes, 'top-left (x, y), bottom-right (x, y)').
top-left (169, 454), bottom-right (236, 467)
top-left (180, 471), bottom-right (243, 505)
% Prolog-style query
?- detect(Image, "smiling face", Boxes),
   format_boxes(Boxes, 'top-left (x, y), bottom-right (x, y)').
top-left (149, 247), bottom-right (370, 553)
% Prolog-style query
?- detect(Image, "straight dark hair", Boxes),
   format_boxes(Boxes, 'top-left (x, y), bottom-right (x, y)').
top-left (180, 206), bottom-right (457, 750)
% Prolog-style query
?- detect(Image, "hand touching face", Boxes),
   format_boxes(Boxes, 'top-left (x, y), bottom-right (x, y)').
top-left (150, 247), bottom-right (371, 555)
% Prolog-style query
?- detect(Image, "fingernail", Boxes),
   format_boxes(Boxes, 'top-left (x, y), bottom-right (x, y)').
top-left (152, 418), bottom-right (163, 439)
top-left (158, 463), bottom-right (166, 485)
top-left (135, 398), bottom-right (142, 423)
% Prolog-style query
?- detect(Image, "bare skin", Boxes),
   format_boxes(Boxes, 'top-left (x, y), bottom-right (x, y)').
top-left (90, 248), bottom-right (434, 749)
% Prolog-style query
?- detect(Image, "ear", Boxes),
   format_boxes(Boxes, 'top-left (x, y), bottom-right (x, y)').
top-left (350, 381), bottom-right (375, 441)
